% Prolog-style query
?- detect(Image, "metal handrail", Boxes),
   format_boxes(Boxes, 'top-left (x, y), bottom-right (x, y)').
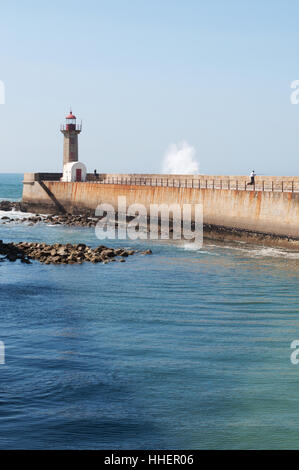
top-left (86, 177), bottom-right (298, 193)
top-left (39, 173), bottom-right (299, 193)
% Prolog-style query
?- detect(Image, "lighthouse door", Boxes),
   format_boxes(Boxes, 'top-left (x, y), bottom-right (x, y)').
top-left (76, 169), bottom-right (82, 182)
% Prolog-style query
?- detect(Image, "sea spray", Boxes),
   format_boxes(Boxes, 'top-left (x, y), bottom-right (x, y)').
top-left (162, 141), bottom-right (199, 174)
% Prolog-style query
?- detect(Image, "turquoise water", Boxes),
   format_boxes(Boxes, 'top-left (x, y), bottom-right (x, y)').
top-left (0, 174), bottom-right (299, 449)
top-left (0, 174), bottom-right (23, 201)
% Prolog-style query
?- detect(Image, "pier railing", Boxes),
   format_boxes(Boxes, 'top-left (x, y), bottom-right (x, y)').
top-left (87, 176), bottom-right (299, 193)
top-left (32, 173), bottom-right (299, 193)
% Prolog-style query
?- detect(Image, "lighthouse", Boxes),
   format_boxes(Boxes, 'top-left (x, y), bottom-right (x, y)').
top-left (60, 110), bottom-right (86, 182)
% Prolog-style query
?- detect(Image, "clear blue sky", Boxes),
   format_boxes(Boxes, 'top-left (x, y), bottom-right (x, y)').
top-left (1, 0), bottom-right (299, 175)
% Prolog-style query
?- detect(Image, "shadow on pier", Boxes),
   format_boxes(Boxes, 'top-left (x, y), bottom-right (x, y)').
top-left (38, 180), bottom-right (67, 214)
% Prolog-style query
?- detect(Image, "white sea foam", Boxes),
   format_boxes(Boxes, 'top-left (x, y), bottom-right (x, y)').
top-left (183, 242), bottom-right (205, 251)
top-left (248, 247), bottom-right (299, 259)
top-left (162, 142), bottom-right (199, 175)
top-left (217, 243), bottom-right (299, 260)
top-left (0, 209), bottom-right (36, 219)
top-left (182, 240), bottom-right (299, 259)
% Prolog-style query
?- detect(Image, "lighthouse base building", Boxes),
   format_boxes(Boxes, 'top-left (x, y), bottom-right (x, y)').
top-left (61, 161), bottom-right (87, 182)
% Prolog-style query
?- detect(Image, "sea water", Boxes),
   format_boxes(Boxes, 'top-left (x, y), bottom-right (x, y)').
top-left (0, 174), bottom-right (299, 449)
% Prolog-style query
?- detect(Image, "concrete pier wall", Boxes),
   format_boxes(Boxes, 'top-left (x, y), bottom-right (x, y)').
top-left (22, 177), bottom-right (299, 239)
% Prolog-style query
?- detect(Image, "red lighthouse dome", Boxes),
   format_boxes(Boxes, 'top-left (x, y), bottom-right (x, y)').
top-left (66, 111), bottom-right (76, 120)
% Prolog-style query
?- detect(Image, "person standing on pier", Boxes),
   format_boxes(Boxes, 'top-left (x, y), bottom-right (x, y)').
top-left (247, 170), bottom-right (256, 186)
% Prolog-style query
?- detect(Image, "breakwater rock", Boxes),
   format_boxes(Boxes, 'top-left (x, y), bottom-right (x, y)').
top-left (0, 201), bottom-right (29, 212)
top-left (1, 213), bottom-right (119, 227)
top-left (203, 224), bottom-right (299, 249)
top-left (0, 240), bottom-right (152, 265)
top-left (43, 214), bottom-right (99, 227)
top-left (1, 213), bottom-right (97, 227)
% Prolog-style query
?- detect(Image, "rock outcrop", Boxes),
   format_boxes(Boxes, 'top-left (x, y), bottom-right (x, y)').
top-left (0, 241), bottom-right (152, 265)
top-left (0, 201), bottom-right (28, 212)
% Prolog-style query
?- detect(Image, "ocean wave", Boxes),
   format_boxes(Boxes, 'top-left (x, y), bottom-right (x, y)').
top-left (0, 209), bottom-right (36, 219)
top-left (182, 242), bottom-right (204, 251)
top-left (210, 243), bottom-right (299, 260)
top-left (181, 243), bottom-right (220, 256)
top-left (247, 247), bottom-right (299, 259)
top-left (182, 240), bottom-right (299, 259)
